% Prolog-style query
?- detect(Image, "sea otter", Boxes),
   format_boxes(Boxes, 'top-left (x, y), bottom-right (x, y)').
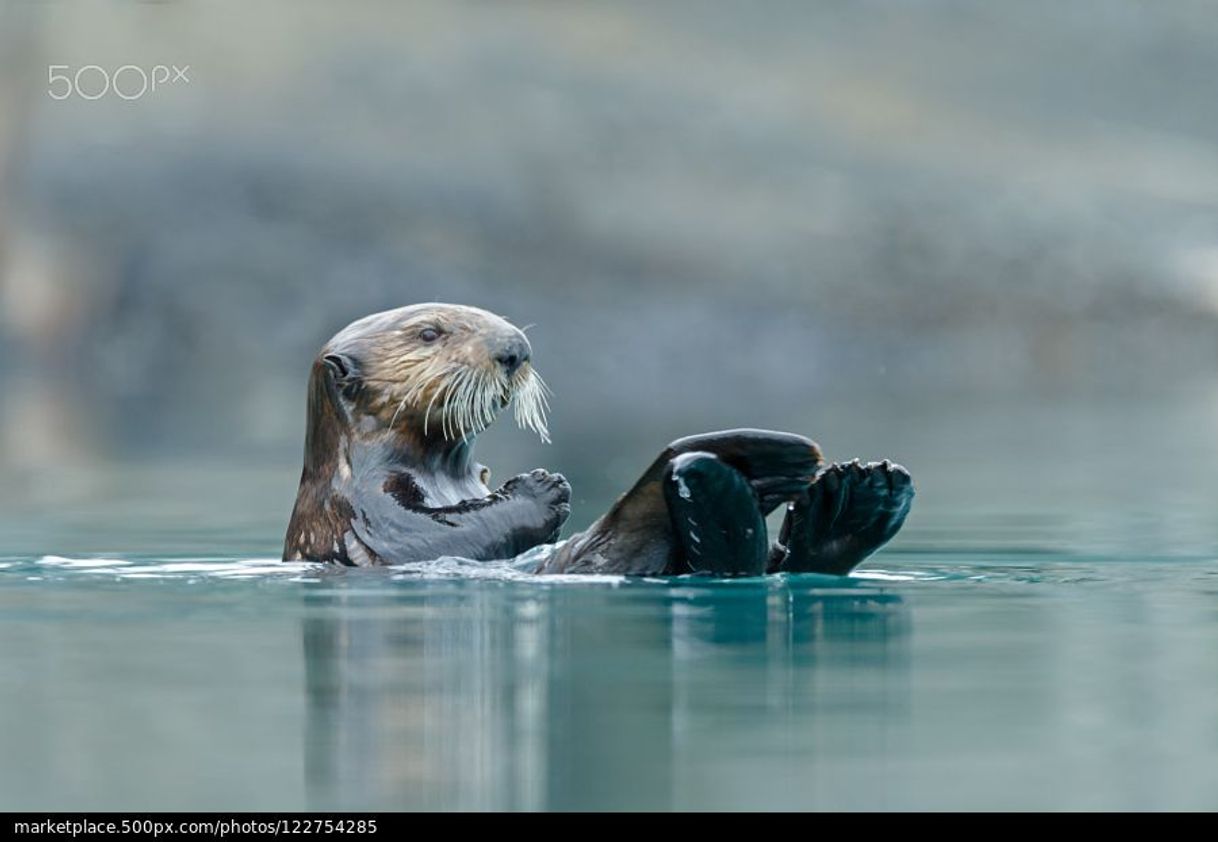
top-left (283, 303), bottom-right (913, 575)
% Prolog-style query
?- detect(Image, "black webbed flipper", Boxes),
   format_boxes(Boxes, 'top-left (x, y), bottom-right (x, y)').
top-left (540, 429), bottom-right (822, 575)
top-left (772, 460), bottom-right (914, 576)
top-left (663, 452), bottom-right (769, 577)
top-left (662, 430), bottom-right (823, 515)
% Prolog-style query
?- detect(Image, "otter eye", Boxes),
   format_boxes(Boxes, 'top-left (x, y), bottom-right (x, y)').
top-left (419, 327), bottom-right (441, 343)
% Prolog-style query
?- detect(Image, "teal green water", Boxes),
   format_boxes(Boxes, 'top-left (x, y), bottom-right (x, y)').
top-left (2, 548), bottom-right (1218, 811)
top-left (4, 391), bottom-right (1218, 810)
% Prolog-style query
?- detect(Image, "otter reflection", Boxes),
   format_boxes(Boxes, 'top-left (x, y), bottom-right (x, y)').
top-left (301, 577), bottom-right (909, 811)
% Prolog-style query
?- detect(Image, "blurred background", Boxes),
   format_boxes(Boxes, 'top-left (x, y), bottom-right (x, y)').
top-left (4, 0), bottom-right (1218, 556)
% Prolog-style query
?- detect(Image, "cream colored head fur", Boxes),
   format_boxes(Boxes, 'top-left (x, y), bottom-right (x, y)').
top-left (323, 302), bottom-right (550, 443)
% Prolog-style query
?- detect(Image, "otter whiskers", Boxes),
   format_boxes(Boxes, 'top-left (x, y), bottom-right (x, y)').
top-left (513, 368), bottom-right (551, 444)
top-left (389, 359), bottom-right (550, 444)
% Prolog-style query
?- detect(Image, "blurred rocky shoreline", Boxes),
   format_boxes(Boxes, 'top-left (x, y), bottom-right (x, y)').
top-left (3, 1), bottom-right (1218, 471)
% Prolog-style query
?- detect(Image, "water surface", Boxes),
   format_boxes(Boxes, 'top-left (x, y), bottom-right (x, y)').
top-left (3, 545), bottom-right (1217, 811)
top-left (4, 391), bottom-right (1218, 810)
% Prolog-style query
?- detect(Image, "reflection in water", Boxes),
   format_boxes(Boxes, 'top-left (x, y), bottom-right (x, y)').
top-left (302, 578), bottom-right (908, 811)
top-left (7, 555), bottom-right (1218, 809)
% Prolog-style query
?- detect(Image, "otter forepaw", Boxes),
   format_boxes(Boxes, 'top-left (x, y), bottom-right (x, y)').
top-left (773, 460), bottom-right (914, 576)
top-left (503, 469), bottom-right (572, 543)
top-left (504, 468), bottom-right (570, 499)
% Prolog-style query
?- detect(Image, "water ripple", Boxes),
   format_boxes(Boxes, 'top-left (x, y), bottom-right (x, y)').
top-left (0, 551), bottom-right (1211, 590)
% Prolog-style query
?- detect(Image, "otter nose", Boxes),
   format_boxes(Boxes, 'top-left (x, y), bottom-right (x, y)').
top-left (494, 335), bottom-right (531, 377)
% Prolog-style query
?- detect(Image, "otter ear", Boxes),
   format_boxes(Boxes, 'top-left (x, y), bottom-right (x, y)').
top-left (322, 353), bottom-right (359, 385)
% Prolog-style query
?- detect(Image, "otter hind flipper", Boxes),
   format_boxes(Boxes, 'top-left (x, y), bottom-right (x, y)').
top-left (665, 429), bottom-right (824, 515)
top-left (773, 460), bottom-right (914, 576)
top-left (539, 430), bottom-right (830, 577)
top-left (663, 452), bottom-right (769, 577)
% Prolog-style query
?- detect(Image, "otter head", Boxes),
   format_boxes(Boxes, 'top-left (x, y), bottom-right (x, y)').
top-left (301, 303), bottom-right (549, 478)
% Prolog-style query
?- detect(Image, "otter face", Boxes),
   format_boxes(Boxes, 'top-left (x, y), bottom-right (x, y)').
top-left (319, 303), bottom-right (550, 443)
